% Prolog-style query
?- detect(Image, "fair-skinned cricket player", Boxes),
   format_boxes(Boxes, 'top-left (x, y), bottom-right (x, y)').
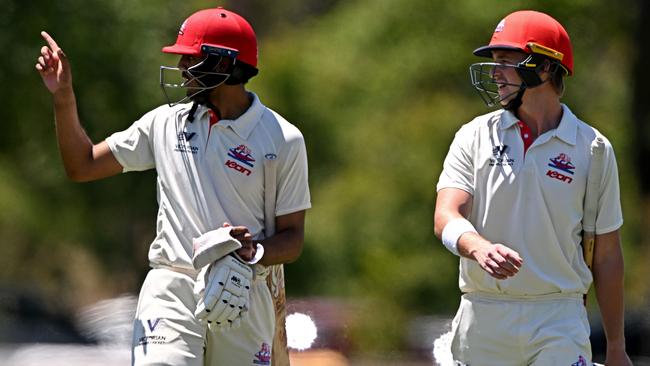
top-left (433, 10), bottom-right (632, 366)
top-left (36, 6), bottom-right (310, 366)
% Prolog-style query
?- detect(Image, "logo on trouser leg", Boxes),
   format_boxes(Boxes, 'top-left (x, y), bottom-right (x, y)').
top-left (253, 342), bottom-right (271, 365)
top-left (138, 318), bottom-right (168, 346)
top-left (147, 318), bottom-right (161, 331)
top-left (571, 355), bottom-right (588, 366)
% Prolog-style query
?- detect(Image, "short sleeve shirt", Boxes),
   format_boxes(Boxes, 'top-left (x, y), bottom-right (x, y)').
top-left (106, 93), bottom-right (311, 273)
top-left (436, 104), bottom-right (622, 296)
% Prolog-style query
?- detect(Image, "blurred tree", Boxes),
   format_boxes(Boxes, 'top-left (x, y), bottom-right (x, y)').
top-left (0, 0), bottom-right (645, 357)
top-left (630, 0), bottom-right (650, 305)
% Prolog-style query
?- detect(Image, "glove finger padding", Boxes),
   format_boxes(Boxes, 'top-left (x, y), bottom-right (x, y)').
top-left (232, 296), bottom-right (248, 319)
top-left (210, 291), bottom-right (237, 324)
top-left (202, 265), bottom-right (230, 312)
top-left (194, 265), bottom-right (211, 320)
top-left (195, 255), bottom-right (253, 330)
top-left (195, 265), bottom-right (229, 322)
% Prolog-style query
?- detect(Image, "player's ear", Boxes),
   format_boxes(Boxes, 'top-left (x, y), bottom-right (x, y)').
top-left (540, 58), bottom-right (552, 73)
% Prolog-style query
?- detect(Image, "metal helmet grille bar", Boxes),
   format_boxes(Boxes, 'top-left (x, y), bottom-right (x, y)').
top-left (160, 66), bottom-right (231, 106)
top-left (469, 62), bottom-right (526, 108)
top-left (469, 53), bottom-right (560, 109)
top-left (159, 46), bottom-right (239, 106)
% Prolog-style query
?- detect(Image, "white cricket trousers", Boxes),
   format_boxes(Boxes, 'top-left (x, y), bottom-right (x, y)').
top-left (131, 267), bottom-right (275, 366)
top-left (450, 292), bottom-right (592, 366)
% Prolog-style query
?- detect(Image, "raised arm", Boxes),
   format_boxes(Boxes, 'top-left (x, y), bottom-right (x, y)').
top-left (36, 31), bottom-right (122, 182)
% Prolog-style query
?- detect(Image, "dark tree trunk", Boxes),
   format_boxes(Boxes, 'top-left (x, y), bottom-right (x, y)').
top-left (633, 0), bottom-right (650, 192)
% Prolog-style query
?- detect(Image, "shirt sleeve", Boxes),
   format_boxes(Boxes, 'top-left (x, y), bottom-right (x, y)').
top-left (105, 109), bottom-right (158, 172)
top-left (436, 122), bottom-right (476, 195)
top-left (275, 128), bottom-right (311, 216)
top-left (595, 137), bottom-right (624, 234)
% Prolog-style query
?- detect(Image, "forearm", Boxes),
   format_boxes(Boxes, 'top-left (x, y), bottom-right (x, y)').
top-left (259, 226), bottom-right (304, 266)
top-left (457, 231), bottom-right (492, 259)
top-left (593, 248), bottom-right (627, 351)
top-left (434, 207), bottom-right (491, 260)
top-left (52, 86), bottom-right (95, 181)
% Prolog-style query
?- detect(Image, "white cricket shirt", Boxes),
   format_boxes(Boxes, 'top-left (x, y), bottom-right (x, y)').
top-left (106, 93), bottom-right (311, 273)
top-left (437, 104), bottom-right (622, 296)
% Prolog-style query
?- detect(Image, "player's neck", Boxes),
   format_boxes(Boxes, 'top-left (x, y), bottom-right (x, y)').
top-left (208, 85), bottom-right (252, 120)
top-left (517, 90), bottom-right (563, 139)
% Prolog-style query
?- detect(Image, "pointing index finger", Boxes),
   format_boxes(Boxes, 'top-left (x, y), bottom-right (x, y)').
top-left (41, 31), bottom-right (60, 52)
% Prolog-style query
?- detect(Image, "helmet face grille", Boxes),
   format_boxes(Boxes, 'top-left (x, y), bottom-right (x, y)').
top-left (468, 51), bottom-right (564, 109)
top-left (159, 52), bottom-right (235, 106)
top-left (469, 62), bottom-right (525, 108)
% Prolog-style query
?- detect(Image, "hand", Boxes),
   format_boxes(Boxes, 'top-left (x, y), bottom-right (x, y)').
top-left (222, 222), bottom-right (255, 262)
top-left (35, 31), bottom-right (72, 94)
top-left (470, 242), bottom-right (523, 280)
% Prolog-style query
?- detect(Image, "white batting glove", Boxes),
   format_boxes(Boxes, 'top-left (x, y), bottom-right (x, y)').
top-left (192, 227), bottom-right (242, 269)
top-left (194, 255), bottom-right (253, 330)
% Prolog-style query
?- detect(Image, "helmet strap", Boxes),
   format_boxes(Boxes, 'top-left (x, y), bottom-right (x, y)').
top-left (225, 62), bottom-right (259, 85)
top-left (504, 54), bottom-right (554, 112)
top-left (514, 53), bottom-right (550, 87)
top-left (186, 91), bottom-right (222, 123)
top-left (503, 87), bottom-right (525, 112)
top-left (205, 100), bottom-right (222, 121)
top-left (185, 52), bottom-right (235, 115)
top-left (187, 101), bottom-right (200, 122)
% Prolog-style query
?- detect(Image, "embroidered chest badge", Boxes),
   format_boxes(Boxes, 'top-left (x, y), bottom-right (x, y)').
top-left (546, 152), bottom-right (575, 184)
top-left (489, 144), bottom-right (514, 166)
top-left (174, 130), bottom-right (199, 154)
top-left (225, 144), bottom-right (255, 176)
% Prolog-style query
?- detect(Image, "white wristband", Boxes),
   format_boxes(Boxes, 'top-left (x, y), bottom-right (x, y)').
top-left (233, 243), bottom-right (265, 265)
top-left (441, 218), bottom-right (477, 256)
top-left (248, 243), bottom-right (265, 264)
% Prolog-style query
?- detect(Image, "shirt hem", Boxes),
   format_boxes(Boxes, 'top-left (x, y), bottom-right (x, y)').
top-left (276, 203), bottom-right (312, 216)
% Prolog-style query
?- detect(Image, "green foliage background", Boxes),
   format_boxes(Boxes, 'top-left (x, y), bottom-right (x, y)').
top-left (1, 0), bottom-right (645, 356)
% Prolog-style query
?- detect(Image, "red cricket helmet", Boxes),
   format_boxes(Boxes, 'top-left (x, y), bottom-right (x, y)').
top-left (473, 10), bottom-right (573, 75)
top-left (162, 7), bottom-right (258, 68)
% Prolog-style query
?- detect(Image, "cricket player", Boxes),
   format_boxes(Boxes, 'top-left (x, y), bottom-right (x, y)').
top-left (433, 10), bottom-right (632, 366)
top-left (36, 6), bottom-right (310, 366)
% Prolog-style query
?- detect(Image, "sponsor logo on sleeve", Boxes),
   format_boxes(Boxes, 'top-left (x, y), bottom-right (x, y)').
top-left (147, 318), bottom-right (161, 332)
top-left (137, 318), bottom-right (168, 346)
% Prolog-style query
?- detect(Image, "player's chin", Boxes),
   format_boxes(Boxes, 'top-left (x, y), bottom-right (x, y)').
top-left (499, 92), bottom-right (516, 106)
